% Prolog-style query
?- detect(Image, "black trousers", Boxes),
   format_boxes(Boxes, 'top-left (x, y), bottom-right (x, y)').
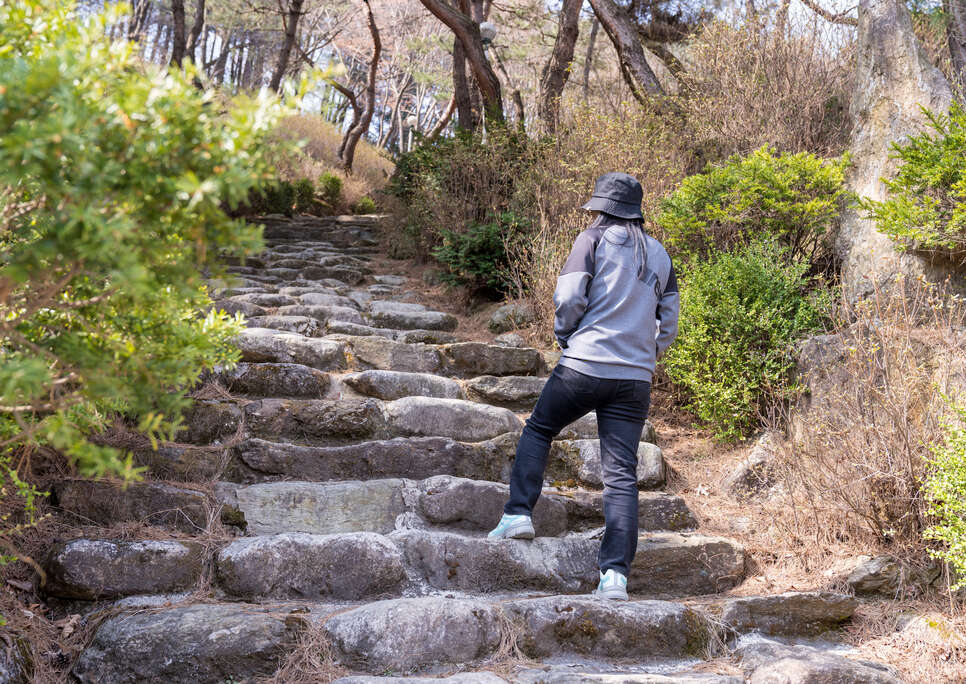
top-left (504, 363), bottom-right (651, 575)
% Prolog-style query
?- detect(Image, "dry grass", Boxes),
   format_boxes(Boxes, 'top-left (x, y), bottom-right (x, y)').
top-left (271, 114), bottom-right (394, 210)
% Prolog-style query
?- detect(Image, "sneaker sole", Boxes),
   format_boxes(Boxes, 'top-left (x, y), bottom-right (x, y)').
top-left (594, 588), bottom-right (628, 601)
top-left (489, 523), bottom-right (535, 540)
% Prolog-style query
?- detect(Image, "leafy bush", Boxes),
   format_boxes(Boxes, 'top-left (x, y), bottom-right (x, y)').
top-left (319, 171), bottom-right (343, 209)
top-left (864, 102), bottom-right (966, 264)
top-left (0, 0), bottom-right (280, 488)
top-left (390, 130), bottom-right (531, 258)
top-left (657, 146), bottom-right (850, 271)
top-left (663, 239), bottom-right (829, 440)
top-left (925, 405), bottom-right (966, 587)
top-left (432, 212), bottom-right (528, 295)
top-left (354, 196), bottom-right (377, 214)
top-left (293, 178), bottom-right (315, 214)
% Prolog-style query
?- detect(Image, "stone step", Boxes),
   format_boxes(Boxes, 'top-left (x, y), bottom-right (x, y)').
top-left (212, 361), bottom-right (331, 398)
top-left (51, 479), bottom-right (211, 532)
top-left (235, 329), bottom-right (547, 377)
top-left (71, 603), bottom-right (306, 683)
top-left (513, 670), bottom-right (741, 683)
top-left (223, 434), bottom-right (667, 491)
top-left (388, 530), bottom-right (745, 597)
top-left (215, 476), bottom-right (696, 536)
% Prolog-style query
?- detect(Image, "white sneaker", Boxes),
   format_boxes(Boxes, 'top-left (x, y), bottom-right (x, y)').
top-left (595, 569), bottom-right (628, 600)
top-left (487, 513), bottom-right (535, 539)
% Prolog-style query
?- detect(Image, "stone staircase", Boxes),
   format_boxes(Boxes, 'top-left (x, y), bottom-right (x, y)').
top-left (46, 215), bottom-right (903, 683)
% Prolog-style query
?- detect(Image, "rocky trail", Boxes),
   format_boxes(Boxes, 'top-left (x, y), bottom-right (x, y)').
top-left (43, 215), bottom-right (904, 683)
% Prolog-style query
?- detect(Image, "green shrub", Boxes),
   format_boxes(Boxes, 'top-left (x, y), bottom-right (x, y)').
top-left (663, 239), bottom-right (830, 440)
top-left (864, 102), bottom-right (966, 264)
top-left (319, 171), bottom-right (343, 209)
top-left (354, 196), bottom-right (377, 214)
top-left (432, 212), bottom-right (528, 295)
top-left (657, 146), bottom-right (850, 270)
top-left (293, 178), bottom-right (315, 214)
top-left (924, 404), bottom-right (966, 587)
top-left (0, 0), bottom-right (280, 485)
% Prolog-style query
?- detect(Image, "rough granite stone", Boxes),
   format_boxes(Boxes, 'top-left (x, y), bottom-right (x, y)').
top-left (215, 362), bottom-right (330, 398)
top-left (343, 370), bottom-right (463, 400)
top-left (71, 604), bottom-right (303, 683)
top-left (440, 342), bottom-right (545, 377)
top-left (216, 532), bottom-right (405, 599)
top-left (234, 328), bottom-right (346, 370)
top-left (383, 396), bottom-right (523, 441)
top-left (52, 480), bottom-right (209, 532)
top-left (716, 591), bottom-right (857, 636)
top-left (464, 375), bottom-right (547, 410)
top-left (245, 315), bottom-right (324, 336)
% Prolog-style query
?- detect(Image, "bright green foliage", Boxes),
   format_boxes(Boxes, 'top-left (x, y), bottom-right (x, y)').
top-left (864, 103), bottom-right (966, 264)
top-left (249, 181), bottom-right (296, 215)
top-left (293, 178), bottom-right (315, 214)
top-left (319, 172), bottom-right (343, 209)
top-left (354, 196), bottom-right (377, 214)
top-left (432, 212), bottom-right (528, 295)
top-left (0, 0), bottom-right (282, 487)
top-left (663, 239), bottom-right (829, 440)
top-left (924, 405), bottom-right (966, 588)
top-left (657, 146), bottom-right (850, 269)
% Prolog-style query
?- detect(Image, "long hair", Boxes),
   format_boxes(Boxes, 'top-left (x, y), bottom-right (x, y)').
top-left (589, 212), bottom-right (648, 280)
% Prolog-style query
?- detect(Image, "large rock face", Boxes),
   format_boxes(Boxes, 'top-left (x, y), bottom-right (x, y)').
top-left (837, 0), bottom-right (961, 301)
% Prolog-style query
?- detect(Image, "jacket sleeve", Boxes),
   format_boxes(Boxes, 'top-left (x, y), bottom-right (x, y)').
top-left (655, 262), bottom-right (680, 358)
top-left (553, 230), bottom-right (598, 348)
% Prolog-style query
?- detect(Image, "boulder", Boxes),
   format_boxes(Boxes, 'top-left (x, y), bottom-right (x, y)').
top-left (45, 539), bottom-right (203, 599)
top-left (736, 642), bottom-right (902, 684)
top-left (557, 415), bottom-right (658, 444)
top-left (71, 604), bottom-right (303, 683)
top-left (843, 554), bottom-right (941, 597)
top-left (716, 591), bottom-right (857, 636)
top-left (383, 396), bottom-right (523, 441)
top-left (723, 431), bottom-right (781, 497)
top-left (243, 398), bottom-right (385, 444)
top-left (440, 342), bottom-right (545, 377)
top-left (325, 320), bottom-right (397, 338)
top-left (488, 302), bottom-right (535, 333)
top-left (395, 329), bottom-right (459, 344)
top-left (836, 0), bottom-right (963, 302)
top-left (370, 309), bottom-right (460, 332)
top-left (232, 435), bottom-right (517, 484)
top-left (630, 533), bottom-right (745, 596)
top-left (494, 332), bottom-right (526, 347)
top-left (335, 676), bottom-right (507, 684)
top-left (299, 292), bottom-right (359, 309)
top-left (417, 475), bottom-right (569, 537)
top-left (390, 529), bottom-right (596, 593)
top-left (220, 480), bottom-right (411, 535)
top-left (373, 275), bottom-right (408, 286)
top-left (216, 532), bottom-right (405, 599)
top-left (52, 480), bottom-right (209, 532)
top-left (464, 375), bottom-right (547, 410)
top-left (229, 292), bottom-right (298, 308)
top-left (343, 370), bottom-right (463, 400)
top-left (513, 669), bottom-right (741, 683)
top-left (234, 328), bottom-right (346, 370)
top-left (342, 335), bottom-right (443, 374)
top-left (178, 400), bottom-right (242, 444)
top-left (550, 440), bottom-right (665, 489)
top-left (323, 597), bottom-right (504, 673)
top-left (0, 637), bottom-right (31, 684)
top-left (278, 285), bottom-right (338, 297)
top-left (245, 315), bottom-right (323, 336)
top-left (215, 362), bottom-right (330, 398)
top-left (504, 596), bottom-right (710, 660)
top-left (276, 304), bottom-right (365, 326)
top-left (370, 300), bottom-right (426, 313)
top-left (561, 489), bottom-right (697, 532)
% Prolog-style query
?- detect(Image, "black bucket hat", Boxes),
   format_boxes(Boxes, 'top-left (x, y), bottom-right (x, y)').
top-left (581, 172), bottom-right (643, 220)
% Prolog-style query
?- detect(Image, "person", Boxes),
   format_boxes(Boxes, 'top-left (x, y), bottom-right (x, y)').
top-left (488, 172), bottom-right (680, 601)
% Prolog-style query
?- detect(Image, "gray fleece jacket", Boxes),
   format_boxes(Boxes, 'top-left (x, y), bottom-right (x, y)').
top-left (553, 216), bottom-right (679, 382)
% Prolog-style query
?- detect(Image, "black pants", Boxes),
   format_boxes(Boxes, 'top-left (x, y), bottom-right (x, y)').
top-left (504, 364), bottom-right (651, 575)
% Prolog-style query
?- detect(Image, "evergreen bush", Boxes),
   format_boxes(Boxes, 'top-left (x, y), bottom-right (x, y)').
top-left (293, 178), bottom-right (315, 214)
top-left (864, 102), bottom-right (966, 265)
top-left (354, 196), bottom-right (377, 214)
top-left (924, 405), bottom-right (966, 587)
top-left (657, 146), bottom-right (850, 270)
top-left (319, 171), bottom-right (343, 209)
top-left (432, 212), bottom-right (528, 295)
top-left (663, 239), bottom-right (829, 440)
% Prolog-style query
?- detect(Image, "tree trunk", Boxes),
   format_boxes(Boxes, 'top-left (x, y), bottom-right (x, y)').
top-left (945, 0), bottom-right (966, 93)
top-left (582, 18), bottom-right (599, 101)
top-left (419, 0), bottom-right (504, 125)
top-left (170, 0), bottom-right (187, 66)
top-left (452, 37), bottom-right (478, 131)
top-left (426, 97), bottom-right (456, 141)
top-left (185, 0), bottom-right (206, 61)
top-left (539, 0), bottom-right (581, 132)
top-left (340, 0), bottom-right (382, 172)
top-left (127, 0), bottom-right (152, 42)
top-left (270, 0), bottom-right (305, 92)
top-left (587, 0), bottom-right (664, 101)
top-left (212, 29), bottom-right (233, 83)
